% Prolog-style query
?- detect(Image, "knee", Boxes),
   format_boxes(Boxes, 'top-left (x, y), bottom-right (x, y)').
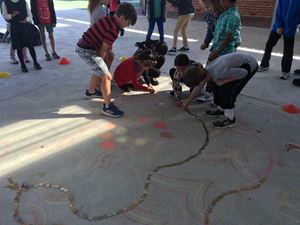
top-left (102, 73), bottom-right (112, 82)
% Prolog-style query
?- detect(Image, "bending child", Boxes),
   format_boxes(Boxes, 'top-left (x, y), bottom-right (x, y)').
top-left (183, 53), bottom-right (258, 128)
top-left (114, 49), bottom-right (156, 93)
top-left (76, 3), bottom-right (137, 118)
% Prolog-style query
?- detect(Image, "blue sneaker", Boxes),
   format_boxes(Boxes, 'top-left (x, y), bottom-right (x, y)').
top-left (84, 89), bottom-right (102, 99)
top-left (102, 103), bottom-right (124, 118)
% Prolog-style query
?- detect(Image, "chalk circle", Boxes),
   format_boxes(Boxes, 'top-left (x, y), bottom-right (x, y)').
top-left (160, 132), bottom-right (174, 139)
top-left (39, 188), bottom-right (68, 204)
top-left (154, 121), bottom-right (167, 129)
top-left (100, 140), bottom-right (117, 150)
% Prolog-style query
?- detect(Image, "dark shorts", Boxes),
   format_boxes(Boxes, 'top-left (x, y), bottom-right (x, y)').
top-left (38, 24), bottom-right (55, 34)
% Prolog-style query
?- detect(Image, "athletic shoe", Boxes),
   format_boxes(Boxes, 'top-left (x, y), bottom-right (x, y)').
top-left (168, 48), bottom-right (177, 54)
top-left (178, 46), bottom-right (189, 52)
top-left (84, 89), bottom-right (102, 99)
top-left (9, 58), bottom-right (18, 64)
top-left (150, 77), bottom-right (159, 86)
top-left (206, 109), bottom-right (224, 117)
top-left (211, 117), bottom-right (236, 128)
top-left (257, 65), bottom-right (269, 72)
top-left (52, 52), bottom-right (60, 59)
top-left (34, 62), bottom-right (42, 70)
top-left (294, 69), bottom-right (300, 75)
top-left (292, 78), bottom-right (300, 86)
top-left (21, 65), bottom-right (28, 73)
top-left (45, 53), bottom-right (51, 61)
top-left (102, 103), bottom-right (123, 118)
top-left (196, 92), bottom-right (212, 102)
top-left (280, 72), bottom-right (290, 80)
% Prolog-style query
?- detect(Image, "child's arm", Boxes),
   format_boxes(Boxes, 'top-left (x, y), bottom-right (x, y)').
top-left (201, 12), bottom-right (214, 50)
top-left (208, 32), bottom-right (232, 61)
top-left (172, 71), bottom-right (183, 103)
top-left (132, 70), bottom-right (154, 92)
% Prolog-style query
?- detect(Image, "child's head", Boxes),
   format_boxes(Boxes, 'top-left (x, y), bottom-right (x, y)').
top-left (115, 3), bottom-right (137, 28)
top-left (174, 54), bottom-right (191, 73)
top-left (182, 64), bottom-right (206, 88)
top-left (88, 0), bottom-right (109, 15)
top-left (201, 0), bottom-right (223, 14)
top-left (152, 41), bottom-right (168, 57)
top-left (135, 49), bottom-right (157, 69)
top-left (220, 0), bottom-right (236, 9)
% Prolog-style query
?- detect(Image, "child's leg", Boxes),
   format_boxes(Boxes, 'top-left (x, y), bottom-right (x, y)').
top-left (101, 73), bottom-right (112, 106)
top-left (146, 20), bottom-right (156, 41)
top-left (260, 31), bottom-right (281, 67)
top-left (282, 36), bottom-right (295, 73)
top-left (38, 25), bottom-right (49, 55)
top-left (180, 14), bottom-right (194, 48)
top-left (172, 16), bottom-right (186, 48)
top-left (88, 74), bottom-right (101, 92)
top-left (157, 18), bottom-right (164, 42)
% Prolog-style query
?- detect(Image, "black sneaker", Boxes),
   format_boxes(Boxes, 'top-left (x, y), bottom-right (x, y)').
top-left (212, 117), bottom-right (236, 128)
top-left (178, 47), bottom-right (189, 52)
top-left (84, 89), bottom-right (102, 99)
top-left (45, 53), bottom-right (51, 61)
top-left (52, 52), bottom-right (60, 59)
top-left (34, 62), bottom-right (42, 70)
top-left (21, 65), bottom-right (28, 73)
top-left (293, 78), bottom-right (300, 87)
top-left (168, 48), bottom-right (177, 54)
top-left (102, 103), bottom-right (124, 118)
top-left (206, 109), bottom-right (224, 117)
top-left (150, 77), bottom-right (159, 86)
top-left (294, 69), bottom-right (300, 75)
top-left (168, 90), bottom-right (175, 96)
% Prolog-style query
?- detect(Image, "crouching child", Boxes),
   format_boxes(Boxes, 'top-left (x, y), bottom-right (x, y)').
top-left (183, 53), bottom-right (258, 128)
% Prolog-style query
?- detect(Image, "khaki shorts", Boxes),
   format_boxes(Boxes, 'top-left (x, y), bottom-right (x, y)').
top-left (75, 46), bottom-right (109, 77)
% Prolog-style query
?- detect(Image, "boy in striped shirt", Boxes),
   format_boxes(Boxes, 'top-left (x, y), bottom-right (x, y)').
top-left (76, 3), bottom-right (137, 117)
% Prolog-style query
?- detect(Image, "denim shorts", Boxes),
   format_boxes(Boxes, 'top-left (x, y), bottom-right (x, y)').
top-left (75, 46), bottom-right (109, 77)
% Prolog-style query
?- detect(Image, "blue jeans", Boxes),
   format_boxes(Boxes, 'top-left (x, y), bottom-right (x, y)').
top-left (146, 18), bottom-right (164, 42)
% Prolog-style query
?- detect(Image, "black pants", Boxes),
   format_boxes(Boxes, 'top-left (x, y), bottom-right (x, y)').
top-left (212, 64), bottom-right (258, 109)
top-left (260, 31), bottom-right (295, 73)
top-left (119, 83), bottom-right (135, 92)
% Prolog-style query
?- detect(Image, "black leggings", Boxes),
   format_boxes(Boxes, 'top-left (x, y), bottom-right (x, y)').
top-left (17, 46), bottom-right (37, 66)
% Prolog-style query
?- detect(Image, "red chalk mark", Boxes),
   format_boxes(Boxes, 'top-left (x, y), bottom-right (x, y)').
top-left (285, 143), bottom-right (300, 152)
top-left (160, 131), bottom-right (174, 138)
top-left (154, 121), bottom-right (167, 129)
top-left (139, 116), bottom-right (151, 124)
top-left (100, 141), bottom-right (117, 150)
top-left (281, 104), bottom-right (300, 114)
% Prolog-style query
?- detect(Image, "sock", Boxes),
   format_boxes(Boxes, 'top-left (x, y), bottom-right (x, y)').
top-left (224, 109), bottom-right (235, 120)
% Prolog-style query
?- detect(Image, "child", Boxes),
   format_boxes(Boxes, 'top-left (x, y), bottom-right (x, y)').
top-left (88, 0), bottom-right (109, 25)
top-left (208, 0), bottom-right (241, 62)
top-left (134, 40), bottom-right (168, 85)
top-left (183, 53), bottom-right (258, 128)
top-left (169, 53), bottom-right (202, 107)
top-left (146, 0), bottom-right (166, 42)
top-left (1, 0), bottom-right (42, 72)
top-left (76, 2), bottom-right (137, 118)
top-left (167, 0), bottom-right (195, 53)
top-left (199, 0), bottom-right (223, 50)
top-left (31, 0), bottom-right (60, 61)
top-left (114, 49), bottom-right (156, 93)
top-left (257, 0), bottom-right (300, 80)
top-left (109, 0), bottom-right (124, 36)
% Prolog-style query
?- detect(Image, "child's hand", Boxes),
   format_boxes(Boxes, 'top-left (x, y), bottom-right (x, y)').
top-left (200, 43), bottom-right (208, 50)
top-left (148, 86), bottom-right (155, 93)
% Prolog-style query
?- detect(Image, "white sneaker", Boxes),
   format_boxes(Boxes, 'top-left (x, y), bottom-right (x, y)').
top-left (280, 72), bottom-right (290, 80)
top-left (196, 92), bottom-right (212, 102)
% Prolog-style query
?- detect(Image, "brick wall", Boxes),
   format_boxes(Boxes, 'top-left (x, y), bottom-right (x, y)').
top-left (166, 0), bottom-right (276, 19)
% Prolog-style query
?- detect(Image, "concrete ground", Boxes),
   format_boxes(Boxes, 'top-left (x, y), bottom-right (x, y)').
top-left (0, 8), bottom-right (300, 225)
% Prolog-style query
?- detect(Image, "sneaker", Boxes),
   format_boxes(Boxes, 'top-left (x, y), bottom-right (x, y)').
top-left (168, 90), bottom-right (175, 96)
top-left (206, 109), bottom-right (224, 117)
top-left (168, 48), bottom-right (177, 54)
top-left (24, 59), bottom-right (30, 63)
top-left (84, 89), bottom-right (103, 99)
top-left (21, 65), bottom-right (28, 73)
top-left (292, 78), bottom-right (300, 86)
top-left (45, 53), bottom-right (51, 61)
top-left (294, 69), bottom-right (300, 75)
top-left (34, 62), bottom-right (42, 70)
top-left (150, 77), bottom-right (159, 86)
top-left (280, 72), bottom-right (290, 80)
top-left (9, 58), bottom-right (19, 64)
top-left (52, 52), bottom-right (60, 59)
top-left (178, 46), bottom-right (189, 52)
top-left (211, 117), bottom-right (236, 128)
top-left (257, 65), bottom-right (269, 72)
top-left (196, 92), bottom-right (212, 102)
top-left (102, 103), bottom-right (124, 118)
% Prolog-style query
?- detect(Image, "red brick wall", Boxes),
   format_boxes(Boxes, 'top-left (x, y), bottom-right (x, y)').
top-left (167, 0), bottom-right (276, 18)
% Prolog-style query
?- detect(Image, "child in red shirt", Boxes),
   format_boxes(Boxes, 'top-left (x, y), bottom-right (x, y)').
top-left (114, 49), bottom-right (156, 93)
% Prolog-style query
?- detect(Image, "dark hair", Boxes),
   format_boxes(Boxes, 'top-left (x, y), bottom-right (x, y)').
top-left (182, 65), bottom-right (206, 88)
top-left (116, 3), bottom-right (137, 25)
top-left (153, 42), bottom-right (168, 56)
top-left (135, 49), bottom-right (156, 67)
top-left (174, 54), bottom-right (190, 66)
